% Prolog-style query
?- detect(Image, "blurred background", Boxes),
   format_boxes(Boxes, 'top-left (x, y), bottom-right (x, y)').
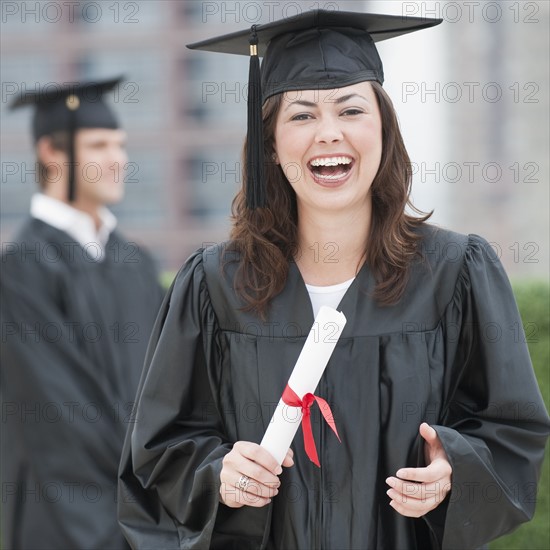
top-left (1, 0), bottom-right (549, 276)
top-left (1, 1), bottom-right (549, 548)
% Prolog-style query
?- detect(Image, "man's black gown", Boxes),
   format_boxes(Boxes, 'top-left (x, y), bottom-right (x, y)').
top-left (1, 218), bottom-right (164, 549)
top-left (118, 225), bottom-right (549, 550)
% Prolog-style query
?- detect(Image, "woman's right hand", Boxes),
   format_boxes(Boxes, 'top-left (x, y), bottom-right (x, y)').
top-left (219, 441), bottom-right (294, 508)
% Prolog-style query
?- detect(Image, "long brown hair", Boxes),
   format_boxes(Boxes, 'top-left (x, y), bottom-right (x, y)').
top-left (228, 82), bottom-right (431, 317)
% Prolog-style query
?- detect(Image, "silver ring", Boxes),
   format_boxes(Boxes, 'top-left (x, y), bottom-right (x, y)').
top-left (236, 474), bottom-right (251, 492)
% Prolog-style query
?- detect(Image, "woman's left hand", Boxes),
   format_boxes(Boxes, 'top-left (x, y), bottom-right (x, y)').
top-left (385, 422), bottom-right (452, 517)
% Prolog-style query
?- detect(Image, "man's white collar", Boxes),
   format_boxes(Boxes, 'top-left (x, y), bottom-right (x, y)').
top-left (30, 193), bottom-right (117, 261)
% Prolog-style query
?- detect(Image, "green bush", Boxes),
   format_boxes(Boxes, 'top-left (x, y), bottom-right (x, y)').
top-left (160, 271), bottom-right (177, 290)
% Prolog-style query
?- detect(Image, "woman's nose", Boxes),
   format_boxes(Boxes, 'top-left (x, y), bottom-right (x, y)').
top-left (314, 116), bottom-right (344, 144)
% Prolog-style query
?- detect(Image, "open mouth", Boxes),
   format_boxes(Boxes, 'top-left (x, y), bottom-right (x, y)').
top-left (308, 155), bottom-right (354, 183)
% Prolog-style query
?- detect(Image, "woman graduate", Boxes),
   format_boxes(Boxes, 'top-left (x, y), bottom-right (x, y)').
top-left (118, 10), bottom-right (550, 550)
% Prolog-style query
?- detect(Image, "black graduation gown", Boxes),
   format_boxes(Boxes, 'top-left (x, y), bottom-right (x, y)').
top-left (118, 225), bottom-right (549, 550)
top-left (1, 218), bottom-right (165, 550)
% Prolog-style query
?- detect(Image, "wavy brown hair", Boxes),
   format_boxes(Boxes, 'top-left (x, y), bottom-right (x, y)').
top-left (227, 81), bottom-right (431, 317)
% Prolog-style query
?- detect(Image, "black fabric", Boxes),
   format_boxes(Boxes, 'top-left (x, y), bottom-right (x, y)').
top-left (118, 224), bottom-right (549, 550)
top-left (246, 27), bottom-right (265, 209)
top-left (1, 218), bottom-right (165, 550)
top-left (9, 76), bottom-right (122, 141)
top-left (67, 101), bottom-right (77, 202)
top-left (186, 9), bottom-right (443, 56)
top-left (261, 27), bottom-right (384, 96)
top-left (187, 10), bottom-right (442, 97)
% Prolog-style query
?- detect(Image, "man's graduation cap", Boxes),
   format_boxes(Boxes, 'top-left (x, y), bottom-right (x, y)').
top-left (187, 10), bottom-right (442, 209)
top-left (9, 76), bottom-right (123, 202)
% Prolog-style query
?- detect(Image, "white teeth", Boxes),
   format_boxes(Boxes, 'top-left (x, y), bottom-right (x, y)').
top-left (310, 156), bottom-right (353, 167)
top-left (315, 172), bottom-right (348, 181)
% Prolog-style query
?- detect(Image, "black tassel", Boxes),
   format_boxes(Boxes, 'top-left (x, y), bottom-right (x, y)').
top-left (246, 25), bottom-right (265, 209)
top-left (66, 94), bottom-right (79, 202)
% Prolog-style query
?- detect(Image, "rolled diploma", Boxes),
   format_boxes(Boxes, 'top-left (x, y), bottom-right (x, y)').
top-left (260, 305), bottom-right (347, 465)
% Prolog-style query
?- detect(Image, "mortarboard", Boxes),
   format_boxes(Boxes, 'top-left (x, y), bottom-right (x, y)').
top-left (187, 10), bottom-right (442, 209)
top-left (9, 77), bottom-right (123, 202)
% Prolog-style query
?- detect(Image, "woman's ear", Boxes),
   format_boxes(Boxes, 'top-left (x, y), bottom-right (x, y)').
top-left (272, 152), bottom-right (280, 165)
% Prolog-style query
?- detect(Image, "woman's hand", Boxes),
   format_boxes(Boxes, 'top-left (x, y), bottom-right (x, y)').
top-left (220, 441), bottom-right (294, 508)
top-left (385, 423), bottom-right (452, 517)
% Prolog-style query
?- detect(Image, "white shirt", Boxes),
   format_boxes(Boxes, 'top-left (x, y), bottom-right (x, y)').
top-left (305, 277), bottom-right (355, 318)
top-left (30, 193), bottom-right (117, 262)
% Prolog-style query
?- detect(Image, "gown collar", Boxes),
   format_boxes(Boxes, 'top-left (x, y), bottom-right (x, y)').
top-left (270, 259), bottom-right (375, 338)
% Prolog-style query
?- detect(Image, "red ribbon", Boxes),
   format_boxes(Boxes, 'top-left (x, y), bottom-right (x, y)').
top-left (282, 384), bottom-right (341, 467)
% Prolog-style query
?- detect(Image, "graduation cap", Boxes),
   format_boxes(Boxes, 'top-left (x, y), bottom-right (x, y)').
top-left (187, 10), bottom-right (442, 209)
top-left (9, 76), bottom-right (123, 202)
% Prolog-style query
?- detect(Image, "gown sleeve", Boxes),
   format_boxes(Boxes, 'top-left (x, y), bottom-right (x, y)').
top-left (118, 250), bottom-right (231, 549)
top-left (425, 234), bottom-right (550, 549)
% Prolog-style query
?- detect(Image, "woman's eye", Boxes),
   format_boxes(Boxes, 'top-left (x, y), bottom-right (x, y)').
top-left (341, 108), bottom-right (364, 116)
top-left (290, 113), bottom-right (313, 121)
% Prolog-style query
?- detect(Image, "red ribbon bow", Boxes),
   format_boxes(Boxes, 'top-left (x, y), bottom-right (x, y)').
top-left (282, 384), bottom-right (341, 467)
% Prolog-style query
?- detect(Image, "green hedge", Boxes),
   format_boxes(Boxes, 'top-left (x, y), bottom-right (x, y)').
top-left (160, 274), bottom-right (549, 547)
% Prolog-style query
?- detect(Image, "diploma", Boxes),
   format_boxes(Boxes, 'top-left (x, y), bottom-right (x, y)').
top-left (260, 305), bottom-right (347, 466)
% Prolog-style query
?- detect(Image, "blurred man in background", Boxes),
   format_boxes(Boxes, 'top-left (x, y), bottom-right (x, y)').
top-left (1, 77), bottom-right (165, 549)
